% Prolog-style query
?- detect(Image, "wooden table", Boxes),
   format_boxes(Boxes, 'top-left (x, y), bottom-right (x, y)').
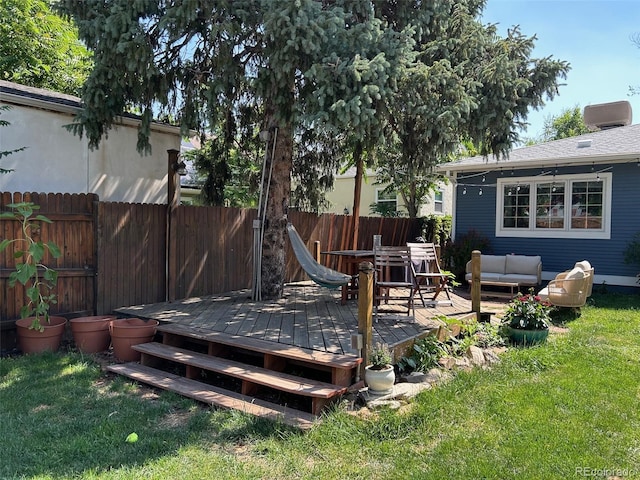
top-left (471, 280), bottom-right (520, 299)
top-left (322, 250), bottom-right (374, 305)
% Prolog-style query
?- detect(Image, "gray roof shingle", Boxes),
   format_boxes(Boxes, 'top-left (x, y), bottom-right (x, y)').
top-left (440, 123), bottom-right (640, 172)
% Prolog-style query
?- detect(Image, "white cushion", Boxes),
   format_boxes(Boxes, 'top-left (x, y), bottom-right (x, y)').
top-left (538, 286), bottom-right (549, 301)
top-left (505, 255), bottom-right (541, 276)
top-left (574, 260), bottom-right (592, 271)
top-left (564, 267), bottom-right (585, 295)
top-left (566, 267), bottom-right (585, 280)
top-left (480, 255), bottom-right (506, 274)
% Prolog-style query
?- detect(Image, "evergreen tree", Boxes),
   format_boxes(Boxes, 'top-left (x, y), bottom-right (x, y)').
top-left (58, 1), bottom-right (569, 296)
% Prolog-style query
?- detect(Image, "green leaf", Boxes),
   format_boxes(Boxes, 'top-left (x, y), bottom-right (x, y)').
top-left (48, 241), bottom-right (62, 258)
top-left (0, 238), bottom-right (12, 252)
top-left (15, 263), bottom-right (36, 285)
top-left (26, 286), bottom-right (40, 303)
top-left (35, 215), bottom-right (53, 224)
top-left (28, 242), bottom-right (45, 263)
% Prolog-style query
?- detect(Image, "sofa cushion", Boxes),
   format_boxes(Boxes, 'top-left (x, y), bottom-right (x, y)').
top-left (465, 272), bottom-right (503, 283)
top-left (480, 255), bottom-right (506, 274)
top-left (505, 255), bottom-right (541, 276)
top-left (498, 274), bottom-right (539, 286)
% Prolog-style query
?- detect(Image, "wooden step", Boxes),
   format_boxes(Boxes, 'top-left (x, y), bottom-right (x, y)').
top-left (106, 363), bottom-right (318, 429)
top-left (157, 323), bottom-right (362, 386)
top-left (133, 342), bottom-right (347, 414)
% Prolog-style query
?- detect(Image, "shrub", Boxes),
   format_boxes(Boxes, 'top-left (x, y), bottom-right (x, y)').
top-left (441, 229), bottom-right (492, 282)
top-left (397, 335), bottom-right (445, 374)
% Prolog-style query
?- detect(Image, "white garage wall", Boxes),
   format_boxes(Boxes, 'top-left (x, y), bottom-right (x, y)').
top-left (1, 85), bottom-right (181, 204)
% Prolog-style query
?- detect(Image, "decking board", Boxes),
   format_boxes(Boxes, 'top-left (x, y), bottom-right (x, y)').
top-left (106, 363), bottom-right (317, 429)
top-left (115, 283), bottom-right (508, 357)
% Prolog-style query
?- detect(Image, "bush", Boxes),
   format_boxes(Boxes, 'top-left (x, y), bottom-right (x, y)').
top-left (442, 229), bottom-right (491, 283)
top-left (417, 214), bottom-right (452, 249)
top-left (397, 335), bottom-right (445, 374)
top-left (623, 232), bottom-right (640, 283)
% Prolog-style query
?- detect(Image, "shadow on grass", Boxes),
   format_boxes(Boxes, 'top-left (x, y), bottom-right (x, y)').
top-left (0, 351), bottom-right (301, 478)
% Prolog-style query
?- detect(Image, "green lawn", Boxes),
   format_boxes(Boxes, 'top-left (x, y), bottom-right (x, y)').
top-left (1, 293), bottom-right (639, 479)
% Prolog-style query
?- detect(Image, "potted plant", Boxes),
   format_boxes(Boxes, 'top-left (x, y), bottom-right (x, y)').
top-left (0, 202), bottom-right (66, 353)
top-left (501, 288), bottom-right (552, 345)
top-left (364, 343), bottom-right (395, 394)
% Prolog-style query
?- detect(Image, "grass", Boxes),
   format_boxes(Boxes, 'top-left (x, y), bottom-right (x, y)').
top-left (1, 292), bottom-right (640, 479)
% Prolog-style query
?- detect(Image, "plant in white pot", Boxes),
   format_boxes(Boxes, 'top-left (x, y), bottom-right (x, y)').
top-left (364, 343), bottom-right (395, 394)
top-left (0, 202), bottom-right (66, 353)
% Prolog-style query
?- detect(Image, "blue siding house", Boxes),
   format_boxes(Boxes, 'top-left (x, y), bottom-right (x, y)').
top-left (438, 109), bottom-right (640, 290)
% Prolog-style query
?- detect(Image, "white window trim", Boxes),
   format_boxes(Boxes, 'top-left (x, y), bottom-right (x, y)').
top-left (434, 189), bottom-right (444, 213)
top-left (495, 172), bottom-right (612, 239)
top-left (375, 188), bottom-right (397, 207)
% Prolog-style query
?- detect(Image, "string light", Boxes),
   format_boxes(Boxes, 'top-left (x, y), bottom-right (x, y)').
top-left (454, 161), bottom-right (621, 197)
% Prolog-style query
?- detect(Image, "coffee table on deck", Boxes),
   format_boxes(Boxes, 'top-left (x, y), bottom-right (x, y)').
top-left (471, 280), bottom-right (520, 299)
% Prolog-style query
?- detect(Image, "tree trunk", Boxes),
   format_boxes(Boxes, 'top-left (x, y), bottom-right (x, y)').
top-left (351, 141), bottom-right (364, 250)
top-left (260, 106), bottom-right (293, 300)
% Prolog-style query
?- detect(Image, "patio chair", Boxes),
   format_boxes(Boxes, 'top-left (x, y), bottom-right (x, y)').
top-left (537, 262), bottom-right (592, 308)
top-left (407, 242), bottom-right (453, 307)
top-left (373, 245), bottom-right (415, 322)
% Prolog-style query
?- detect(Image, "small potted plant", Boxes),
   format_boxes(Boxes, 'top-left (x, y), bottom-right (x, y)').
top-left (364, 343), bottom-right (395, 394)
top-left (0, 202), bottom-right (66, 353)
top-left (501, 288), bottom-right (552, 345)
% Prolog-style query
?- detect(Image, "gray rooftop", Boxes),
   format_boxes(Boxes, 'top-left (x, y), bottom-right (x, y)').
top-left (440, 123), bottom-right (640, 173)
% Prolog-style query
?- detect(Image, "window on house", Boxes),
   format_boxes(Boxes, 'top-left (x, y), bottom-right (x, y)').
top-left (375, 188), bottom-right (397, 214)
top-left (496, 173), bottom-right (610, 239)
top-left (434, 189), bottom-right (443, 213)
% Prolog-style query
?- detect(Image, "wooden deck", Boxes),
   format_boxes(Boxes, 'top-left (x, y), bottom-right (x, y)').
top-left (115, 282), bottom-right (509, 357)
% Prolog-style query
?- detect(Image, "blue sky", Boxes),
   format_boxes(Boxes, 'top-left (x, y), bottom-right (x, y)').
top-left (481, 0), bottom-right (640, 141)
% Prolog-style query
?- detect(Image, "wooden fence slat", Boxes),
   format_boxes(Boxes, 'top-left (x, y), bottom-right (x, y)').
top-left (2, 192), bottom-right (418, 321)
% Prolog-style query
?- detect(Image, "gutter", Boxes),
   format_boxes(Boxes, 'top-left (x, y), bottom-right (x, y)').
top-left (0, 89), bottom-right (182, 136)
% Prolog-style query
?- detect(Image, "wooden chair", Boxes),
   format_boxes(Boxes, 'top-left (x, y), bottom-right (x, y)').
top-left (373, 246), bottom-right (414, 322)
top-left (407, 242), bottom-right (453, 307)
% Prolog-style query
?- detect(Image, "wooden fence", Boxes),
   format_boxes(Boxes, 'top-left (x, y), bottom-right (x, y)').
top-left (1, 192), bottom-right (419, 322)
top-left (1, 192), bottom-right (98, 322)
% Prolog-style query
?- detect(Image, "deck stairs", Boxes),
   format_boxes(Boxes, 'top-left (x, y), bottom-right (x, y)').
top-left (106, 323), bottom-right (362, 429)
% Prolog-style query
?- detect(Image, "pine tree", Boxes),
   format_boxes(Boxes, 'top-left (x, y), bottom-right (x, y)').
top-left (58, 1), bottom-right (569, 296)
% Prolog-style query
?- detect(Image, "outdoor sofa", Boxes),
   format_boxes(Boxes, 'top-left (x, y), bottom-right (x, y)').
top-left (465, 254), bottom-right (542, 295)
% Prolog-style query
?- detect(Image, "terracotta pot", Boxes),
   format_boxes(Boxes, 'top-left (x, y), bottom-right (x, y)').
top-left (364, 364), bottom-right (396, 395)
top-left (70, 315), bottom-right (116, 354)
top-left (15, 316), bottom-right (68, 354)
top-left (109, 318), bottom-right (159, 362)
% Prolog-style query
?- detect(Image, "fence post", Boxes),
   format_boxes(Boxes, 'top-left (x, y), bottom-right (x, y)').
top-left (471, 250), bottom-right (481, 320)
top-left (167, 149), bottom-right (180, 302)
top-left (313, 240), bottom-right (321, 264)
top-left (358, 261), bottom-right (374, 379)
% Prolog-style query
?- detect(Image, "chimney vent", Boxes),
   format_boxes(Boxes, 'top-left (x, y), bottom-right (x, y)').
top-left (584, 101), bottom-right (632, 129)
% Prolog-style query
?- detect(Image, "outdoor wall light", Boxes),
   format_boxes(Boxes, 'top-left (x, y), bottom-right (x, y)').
top-left (172, 160), bottom-right (187, 176)
top-left (343, 207), bottom-right (350, 215)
